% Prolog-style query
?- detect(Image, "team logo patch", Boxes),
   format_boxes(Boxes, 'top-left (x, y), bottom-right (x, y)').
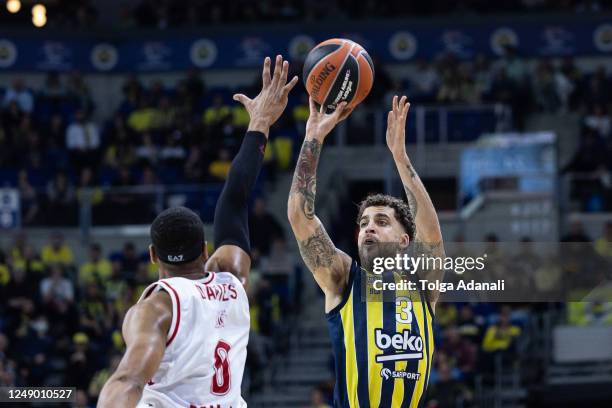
top-left (190, 38), bottom-right (217, 68)
top-left (490, 27), bottom-right (519, 56)
top-left (215, 310), bottom-right (227, 328)
top-left (389, 31), bottom-right (417, 61)
top-left (594, 24), bottom-right (612, 52)
top-left (91, 43), bottom-right (118, 71)
top-left (289, 35), bottom-right (315, 60)
top-left (380, 367), bottom-right (421, 381)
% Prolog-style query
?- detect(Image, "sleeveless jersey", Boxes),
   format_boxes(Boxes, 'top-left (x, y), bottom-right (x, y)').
top-left (136, 272), bottom-right (249, 408)
top-left (326, 260), bottom-right (435, 408)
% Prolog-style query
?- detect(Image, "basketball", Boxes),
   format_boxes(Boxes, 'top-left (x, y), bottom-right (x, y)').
top-left (302, 38), bottom-right (374, 112)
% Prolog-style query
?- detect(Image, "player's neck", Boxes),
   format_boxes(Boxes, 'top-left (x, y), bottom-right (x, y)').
top-left (163, 267), bottom-right (209, 280)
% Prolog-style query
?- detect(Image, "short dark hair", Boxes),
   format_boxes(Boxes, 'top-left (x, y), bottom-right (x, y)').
top-left (150, 206), bottom-right (205, 265)
top-left (357, 194), bottom-right (415, 240)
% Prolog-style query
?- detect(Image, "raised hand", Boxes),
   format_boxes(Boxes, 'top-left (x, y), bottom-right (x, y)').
top-left (233, 55), bottom-right (299, 136)
top-left (305, 97), bottom-right (352, 141)
top-left (386, 95), bottom-right (411, 160)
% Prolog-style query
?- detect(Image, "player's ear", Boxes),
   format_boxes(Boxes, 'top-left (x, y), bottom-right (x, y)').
top-left (149, 244), bottom-right (158, 264)
top-left (399, 233), bottom-right (410, 249)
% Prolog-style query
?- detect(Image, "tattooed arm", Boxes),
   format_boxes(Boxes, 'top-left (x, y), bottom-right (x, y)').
top-left (288, 98), bottom-right (353, 312)
top-left (386, 96), bottom-right (445, 309)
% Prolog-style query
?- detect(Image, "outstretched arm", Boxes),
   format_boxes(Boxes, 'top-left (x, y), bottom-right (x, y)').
top-left (386, 96), bottom-right (445, 309)
top-left (207, 55), bottom-right (298, 285)
top-left (98, 291), bottom-right (171, 408)
top-left (288, 98), bottom-right (352, 312)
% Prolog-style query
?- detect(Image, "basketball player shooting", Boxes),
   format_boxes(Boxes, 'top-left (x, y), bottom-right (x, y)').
top-left (288, 95), bottom-right (444, 407)
top-left (98, 55), bottom-right (298, 408)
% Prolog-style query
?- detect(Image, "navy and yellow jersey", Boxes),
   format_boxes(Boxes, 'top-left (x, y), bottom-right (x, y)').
top-left (326, 260), bottom-right (435, 408)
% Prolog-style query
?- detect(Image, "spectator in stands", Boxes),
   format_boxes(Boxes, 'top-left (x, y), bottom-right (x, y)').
top-left (66, 71), bottom-right (94, 113)
top-left (428, 352), bottom-right (470, 407)
top-left (2, 78), bottom-right (34, 113)
top-left (481, 306), bottom-right (521, 372)
top-left (78, 283), bottom-right (113, 341)
top-left (65, 332), bottom-right (97, 391)
top-left (42, 71), bottom-right (67, 106)
top-left (159, 131), bottom-right (187, 170)
top-left (457, 304), bottom-right (484, 343)
top-left (40, 264), bottom-right (74, 306)
top-left (112, 242), bottom-right (140, 282)
top-left (208, 148), bottom-right (232, 181)
top-left (41, 232), bottom-right (74, 268)
top-left (46, 171), bottom-right (77, 225)
top-left (584, 65), bottom-right (611, 108)
top-left (135, 132), bottom-right (159, 166)
top-left (79, 244), bottom-right (112, 287)
top-left (88, 354), bottom-right (121, 401)
top-left (561, 220), bottom-right (591, 242)
top-left (203, 94), bottom-right (231, 130)
top-left (17, 170), bottom-right (40, 225)
top-left (183, 144), bottom-right (204, 182)
top-left (249, 197), bottom-right (285, 259)
top-left (66, 109), bottom-right (100, 171)
top-left (4, 262), bottom-right (38, 336)
top-left (181, 68), bottom-right (206, 109)
top-left (440, 326), bottom-right (477, 377)
top-left (584, 104), bottom-right (611, 139)
top-left (595, 221), bottom-right (612, 258)
top-left (409, 59), bottom-right (439, 103)
top-left (533, 60), bottom-right (560, 113)
top-left (308, 384), bottom-right (332, 408)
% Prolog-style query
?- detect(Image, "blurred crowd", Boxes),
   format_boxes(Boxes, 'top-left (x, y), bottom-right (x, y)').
top-left (3, 0), bottom-right (608, 29)
top-left (2, 50), bottom-right (612, 230)
top-left (0, 197), bottom-right (300, 405)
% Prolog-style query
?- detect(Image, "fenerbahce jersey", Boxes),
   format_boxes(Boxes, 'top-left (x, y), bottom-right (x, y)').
top-left (136, 273), bottom-right (249, 408)
top-left (326, 260), bottom-right (435, 408)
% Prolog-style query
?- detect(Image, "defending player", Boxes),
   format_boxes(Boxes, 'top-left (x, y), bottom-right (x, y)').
top-left (288, 96), bottom-right (445, 407)
top-left (98, 55), bottom-right (298, 408)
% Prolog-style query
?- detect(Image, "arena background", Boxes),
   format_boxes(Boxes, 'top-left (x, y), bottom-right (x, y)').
top-left (1, 1), bottom-right (612, 407)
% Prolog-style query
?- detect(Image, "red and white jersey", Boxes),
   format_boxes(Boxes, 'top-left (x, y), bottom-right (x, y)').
top-left (136, 272), bottom-right (249, 408)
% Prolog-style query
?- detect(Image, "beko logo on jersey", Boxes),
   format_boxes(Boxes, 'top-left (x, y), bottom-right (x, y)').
top-left (196, 283), bottom-right (238, 302)
top-left (375, 329), bottom-right (423, 363)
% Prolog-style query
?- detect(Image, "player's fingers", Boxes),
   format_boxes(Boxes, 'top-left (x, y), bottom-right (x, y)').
top-left (339, 105), bottom-right (354, 122)
top-left (387, 110), bottom-right (394, 127)
top-left (333, 102), bottom-right (348, 120)
top-left (392, 95), bottom-right (398, 113)
top-left (280, 60), bottom-right (289, 88)
top-left (309, 97), bottom-right (318, 114)
top-left (272, 55), bottom-right (283, 88)
top-left (262, 57), bottom-right (271, 88)
top-left (319, 101), bottom-right (325, 114)
top-left (399, 95), bottom-right (407, 111)
top-left (233, 93), bottom-right (251, 106)
top-left (282, 76), bottom-right (299, 96)
top-left (403, 101), bottom-right (411, 118)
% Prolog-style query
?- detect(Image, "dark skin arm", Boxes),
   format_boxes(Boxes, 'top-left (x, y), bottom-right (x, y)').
top-left (207, 55), bottom-right (298, 287)
top-left (98, 291), bottom-right (172, 408)
top-left (205, 245), bottom-right (251, 287)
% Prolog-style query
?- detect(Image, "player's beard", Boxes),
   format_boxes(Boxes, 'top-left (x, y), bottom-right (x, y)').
top-left (358, 241), bottom-right (404, 273)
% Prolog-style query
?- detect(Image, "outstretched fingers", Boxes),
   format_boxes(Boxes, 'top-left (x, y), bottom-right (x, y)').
top-left (262, 57), bottom-right (271, 88)
top-left (233, 93), bottom-right (251, 106)
top-left (282, 76), bottom-right (299, 97)
top-left (271, 55), bottom-right (283, 89)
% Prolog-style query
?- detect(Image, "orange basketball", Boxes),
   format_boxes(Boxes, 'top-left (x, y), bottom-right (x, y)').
top-left (302, 38), bottom-right (374, 113)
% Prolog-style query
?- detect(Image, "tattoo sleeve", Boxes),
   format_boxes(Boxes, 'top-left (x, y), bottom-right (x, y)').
top-left (290, 139), bottom-right (322, 220)
top-left (298, 226), bottom-right (336, 271)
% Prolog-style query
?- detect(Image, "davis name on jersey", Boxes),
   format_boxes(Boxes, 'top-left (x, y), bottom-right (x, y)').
top-left (136, 272), bottom-right (249, 408)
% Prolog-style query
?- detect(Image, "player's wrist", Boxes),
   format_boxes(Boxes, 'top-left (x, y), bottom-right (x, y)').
top-left (247, 118), bottom-right (271, 136)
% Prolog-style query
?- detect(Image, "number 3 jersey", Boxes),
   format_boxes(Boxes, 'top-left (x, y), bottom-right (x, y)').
top-left (136, 272), bottom-right (249, 408)
top-left (326, 260), bottom-right (435, 408)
